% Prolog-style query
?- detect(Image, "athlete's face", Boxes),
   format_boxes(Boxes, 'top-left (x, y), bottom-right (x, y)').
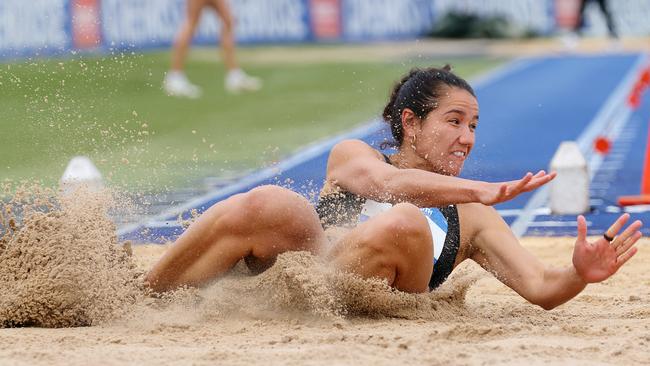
top-left (404, 87), bottom-right (478, 176)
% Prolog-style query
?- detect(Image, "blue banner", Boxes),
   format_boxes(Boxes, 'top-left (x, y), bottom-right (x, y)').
top-left (4, 0), bottom-right (647, 60)
top-left (0, 0), bottom-right (71, 58)
top-left (99, 0), bottom-right (310, 50)
top-left (433, 0), bottom-right (555, 35)
top-left (341, 0), bottom-right (435, 41)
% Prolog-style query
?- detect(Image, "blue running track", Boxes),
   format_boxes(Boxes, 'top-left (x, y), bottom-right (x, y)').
top-left (119, 53), bottom-right (650, 243)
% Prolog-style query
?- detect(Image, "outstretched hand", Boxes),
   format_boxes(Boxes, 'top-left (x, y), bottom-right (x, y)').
top-left (478, 170), bottom-right (556, 206)
top-left (573, 214), bottom-right (643, 283)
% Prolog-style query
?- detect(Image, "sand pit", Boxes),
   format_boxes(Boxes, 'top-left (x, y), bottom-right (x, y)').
top-left (1, 226), bottom-right (649, 365)
top-left (0, 184), bottom-right (648, 365)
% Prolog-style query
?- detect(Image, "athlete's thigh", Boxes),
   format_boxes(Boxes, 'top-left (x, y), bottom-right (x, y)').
top-left (186, 0), bottom-right (209, 23)
top-left (206, 0), bottom-right (234, 22)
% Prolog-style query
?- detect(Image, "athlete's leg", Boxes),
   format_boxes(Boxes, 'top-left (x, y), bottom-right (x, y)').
top-left (573, 0), bottom-right (587, 35)
top-left (145, 185), bottom-right (326, 292)
top-left (170, 0), bottom-right (206, 71)
top-left (325, 203), bottom-right (434, 293)
top-left (208, 0), bottom-right (261, 92)
top-left (597, 0), bottom-right (617, 38)
top-left (208, 0), bottom-right (238, 71)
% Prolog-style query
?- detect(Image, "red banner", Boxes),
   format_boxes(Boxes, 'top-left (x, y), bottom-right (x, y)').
top-left (71, 0), bottom-right (101, 49)
top-left (555, 0), bottom-right (581, 29)
top-left (310, 0), bottom-right (341, 40)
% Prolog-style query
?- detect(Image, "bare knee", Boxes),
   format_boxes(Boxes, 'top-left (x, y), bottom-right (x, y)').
top-left (212, 1), bottom-right (235, 33)
top-left (220, 15), bottom-right (234, 33)
top-left (236, 185), bottom-right (312, 223)
top-left (364, 203), bottom-right (433, 292)
top-left (357, 204), bottom-right (427, 254)
top-left (221, 185), bottom-right (324, 250)
top-left (383, 203), bottom-right (431, 247)
top-left (222, 186), bottom-right (290, 224)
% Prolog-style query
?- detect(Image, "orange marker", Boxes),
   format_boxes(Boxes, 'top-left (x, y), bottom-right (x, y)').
top-left (593, 136), bottom-right (612, 155)
top-left (618, 121), bottom-right (650, 206)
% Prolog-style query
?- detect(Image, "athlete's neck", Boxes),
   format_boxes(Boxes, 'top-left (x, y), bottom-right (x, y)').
top-left (389, 147), bottom-right (434, 171)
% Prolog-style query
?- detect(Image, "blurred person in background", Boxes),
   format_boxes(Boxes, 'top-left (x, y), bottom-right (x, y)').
top-left (163, 0), bottom-right (262, 98)
top-left (563, 0), bottom-right (619, 49)
top-left (574, 0), bottom-right (618, 39)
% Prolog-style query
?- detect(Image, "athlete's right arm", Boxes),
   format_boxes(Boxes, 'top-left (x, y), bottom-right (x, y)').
top-left (325, 139), bottom-right (555, 207)
top-left (463, 204), bottom-right (642, 310)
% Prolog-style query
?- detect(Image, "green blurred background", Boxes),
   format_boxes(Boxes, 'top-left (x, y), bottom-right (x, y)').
top-left (0, 46), bottom-right (503, 193)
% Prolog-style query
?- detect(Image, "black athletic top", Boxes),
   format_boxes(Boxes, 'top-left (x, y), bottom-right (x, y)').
top-left (315, 154), bottom-right (461, 290)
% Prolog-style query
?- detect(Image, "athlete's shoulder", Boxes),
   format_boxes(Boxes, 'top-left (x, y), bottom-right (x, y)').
top-left (330, 139), bottom-right (383, 160)
top-left (331, 139), bottom-right (370, 152)
top-left (326, 139), bottom-right (390, 187)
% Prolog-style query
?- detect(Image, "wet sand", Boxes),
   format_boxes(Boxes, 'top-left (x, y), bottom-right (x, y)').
top-left (1, 237), bottom-right (648, 366)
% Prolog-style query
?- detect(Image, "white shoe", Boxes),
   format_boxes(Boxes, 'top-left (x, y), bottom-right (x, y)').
top-left (560, 32), bottom-right (579, 51)
top-left (163, 71), bottom-right (202, 99)
top-left (225, 69), bottom-right (262, 93)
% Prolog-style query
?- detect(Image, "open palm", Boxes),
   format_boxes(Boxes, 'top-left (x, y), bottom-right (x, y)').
top-left (572, 214), bottom-right (642, 283)
top-left (479, 170), bottom-right (557, 206)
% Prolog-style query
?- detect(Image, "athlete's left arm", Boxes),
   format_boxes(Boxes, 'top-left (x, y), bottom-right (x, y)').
top-left (462, 204), bottom-right (643, 310)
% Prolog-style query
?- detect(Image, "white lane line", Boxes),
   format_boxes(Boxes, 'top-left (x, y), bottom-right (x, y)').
top-left (497, 207), bottom-right (551, 217)
top-left (527, 221), bottom-right (579, 228)
top-left (510, 54), bottom-right (648, 237)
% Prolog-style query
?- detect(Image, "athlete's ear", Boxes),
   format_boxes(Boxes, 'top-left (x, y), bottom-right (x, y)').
top-left (401, 108), bottom-right (420, 142)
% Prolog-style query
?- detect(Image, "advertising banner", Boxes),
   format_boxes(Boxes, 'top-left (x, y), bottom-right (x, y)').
top-left (100, 0), bottom-right (184, 48)
top-left (0, 0), bottom-right (70, 58)
top-left (231, 0), bottom-right (310, 43)
top-left (595, 0), bottom-right (650, 36)
top-left (99, 0), bottom-right (310, 49)
top-left (341, 0), bottom-right (434, 41)
top-left (309, 0), bottom-right (341, 40)
top-left (555, 0), bottom-right (582, 29)
top-left (2, 0), bottom-right (650, 60)
top-left (433, 0), bottom-right (555, 34)
top-left (71, 0), bottom-right (102, 49)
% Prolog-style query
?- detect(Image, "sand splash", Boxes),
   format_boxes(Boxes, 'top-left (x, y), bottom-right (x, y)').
top-left (0, 183), bottom-right (144, 327)
top-left (1, 183), bottom-right (479, 328)
top-left (121, 251), bottom-right (480, 333)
